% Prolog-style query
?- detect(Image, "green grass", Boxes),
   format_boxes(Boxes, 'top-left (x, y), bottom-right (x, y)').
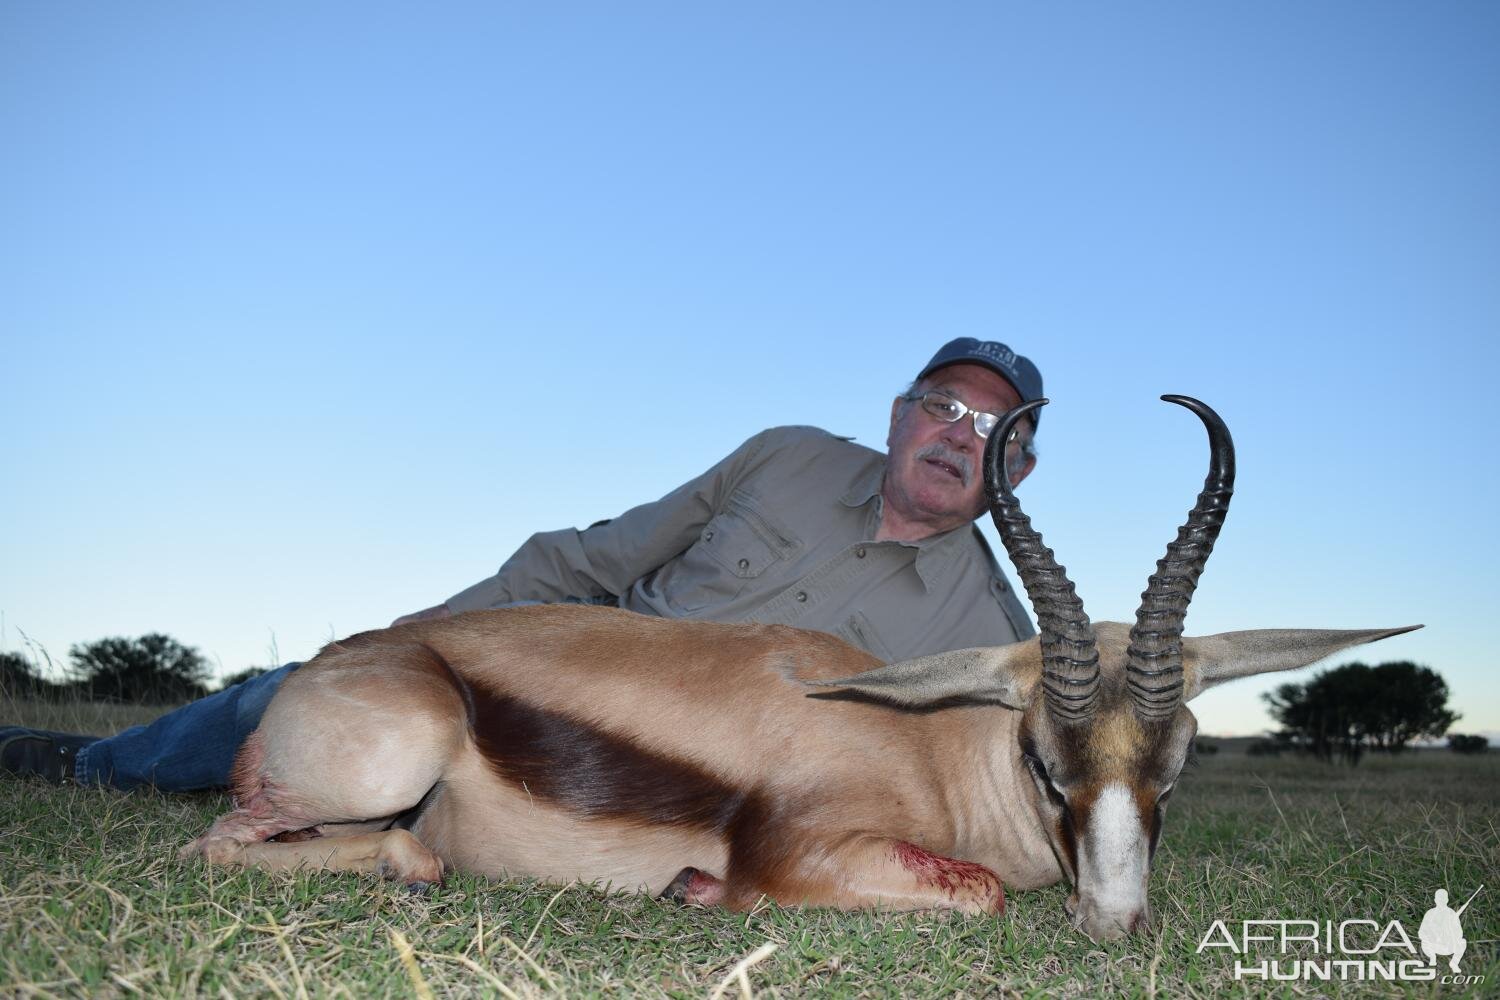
top-left (2, 701), bottom-right (1496, 998)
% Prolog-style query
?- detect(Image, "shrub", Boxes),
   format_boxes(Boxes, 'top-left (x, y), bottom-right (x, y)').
top-left (1447, 733), bottom-right (1489, 755)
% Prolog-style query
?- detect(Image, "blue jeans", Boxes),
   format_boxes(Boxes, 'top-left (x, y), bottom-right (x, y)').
top-left (74, 663), bottom-right (301, 792)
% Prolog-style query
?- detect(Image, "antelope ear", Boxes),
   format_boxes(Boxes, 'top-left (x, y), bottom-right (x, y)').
top-left (1182, 626), bottom-right (1422, 700)
top-left (806, 642), bottom-right (1041, 710)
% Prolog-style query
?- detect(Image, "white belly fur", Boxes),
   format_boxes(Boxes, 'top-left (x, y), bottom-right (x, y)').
top-left (410, 752), bottom-right (731, 894)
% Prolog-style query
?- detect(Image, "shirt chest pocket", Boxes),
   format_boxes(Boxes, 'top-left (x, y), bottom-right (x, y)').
top-left (662, 491), bottom-right (801, 612)
top-left (834, 609), bottom-right (897, 663)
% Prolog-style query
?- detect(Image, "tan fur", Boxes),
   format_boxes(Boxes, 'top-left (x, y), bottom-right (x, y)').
top-left (1084, 710), bottom-right (1149, 778)
top-left (195, 829), bottom-right (444, 883)
top-left (181, 605), bottom-right (1060, 911)
top-left (180, 604), bottom-right (1411, 932)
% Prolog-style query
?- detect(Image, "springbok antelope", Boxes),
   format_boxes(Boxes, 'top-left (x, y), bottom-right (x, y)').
top-left (181, 396), bottom-right (1416, 941)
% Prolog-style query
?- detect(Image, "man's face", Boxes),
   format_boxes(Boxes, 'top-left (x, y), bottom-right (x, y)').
top-left (883, 363), bottom-right (1033, 535)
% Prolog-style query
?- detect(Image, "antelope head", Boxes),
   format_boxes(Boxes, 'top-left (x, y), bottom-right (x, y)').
top-left (823, 396), bottom-right (1417, 941)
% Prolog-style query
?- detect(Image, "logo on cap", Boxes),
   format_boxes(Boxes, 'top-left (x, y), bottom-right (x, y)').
top-left (973, 342), bottom-right (1017, 368)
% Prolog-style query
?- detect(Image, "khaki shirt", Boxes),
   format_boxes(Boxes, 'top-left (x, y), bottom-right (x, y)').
top-left (446, 426), bottom-right (1036, 662)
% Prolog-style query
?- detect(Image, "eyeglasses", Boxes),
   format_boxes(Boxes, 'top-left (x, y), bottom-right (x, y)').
top-left (903, 390), bottom-right (1020, 442)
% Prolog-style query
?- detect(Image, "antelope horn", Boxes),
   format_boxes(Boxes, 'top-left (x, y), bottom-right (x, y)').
top-left (984, 399), bottom-right (1100, 724)
top-left (1126, 395), bottom-right (1236, 720)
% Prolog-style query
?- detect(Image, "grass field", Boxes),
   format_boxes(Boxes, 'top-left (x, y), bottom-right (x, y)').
top-left (2, 700), bottom-right (1495, 998)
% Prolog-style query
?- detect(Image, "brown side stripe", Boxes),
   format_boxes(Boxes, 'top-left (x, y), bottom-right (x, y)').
top-left (464, 680), bottom-right (753, 834)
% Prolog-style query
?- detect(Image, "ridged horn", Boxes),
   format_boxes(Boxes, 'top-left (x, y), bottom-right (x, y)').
top-left (1126, 395), bottom-right (1236, 720)
top-left (983, 399), bottom-right (1100, 724)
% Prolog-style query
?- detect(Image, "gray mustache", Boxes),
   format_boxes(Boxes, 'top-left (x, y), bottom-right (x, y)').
top-left (915, 444), bottom-right (972, 486)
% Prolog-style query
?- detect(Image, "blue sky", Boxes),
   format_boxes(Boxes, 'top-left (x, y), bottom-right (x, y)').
top-left (3, 2), bottom-right (1496, 737)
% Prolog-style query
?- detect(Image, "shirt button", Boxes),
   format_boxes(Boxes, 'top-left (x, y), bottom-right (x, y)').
top-left (737, 558), bottom-right (750, 571)
top-left (856, 547), bottom-right (866, 558)
top-left (796, 591), bottom-right (808, 602)
top-left (705, 529), bottom-right (715, 541)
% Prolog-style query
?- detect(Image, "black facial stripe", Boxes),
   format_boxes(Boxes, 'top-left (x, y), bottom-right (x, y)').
top-left (1056, 807), bottom-right (1080, 876)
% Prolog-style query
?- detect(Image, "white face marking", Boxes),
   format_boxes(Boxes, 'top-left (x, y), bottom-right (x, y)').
top-left (1080, 783), bottom-right (1150, 916)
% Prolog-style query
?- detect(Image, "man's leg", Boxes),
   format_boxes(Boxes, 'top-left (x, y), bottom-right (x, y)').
top-left (69, 663), bottom-right (301, 791)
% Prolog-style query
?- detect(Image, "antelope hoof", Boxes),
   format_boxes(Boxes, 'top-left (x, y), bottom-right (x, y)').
top-left (660, 867), bottom-right (725, 906)
top-left (660, 867), bottom-right (697, 903)
top-left (373, 856), bottom-right (445, 887)
top-left (372, 829), bottom-right (446, 886)
top-left (183, 836), bottom-right (246, 866)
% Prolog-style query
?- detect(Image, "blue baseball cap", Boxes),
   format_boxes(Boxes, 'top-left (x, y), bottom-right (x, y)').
top-left (917, 338), bottom-right (1045, 426)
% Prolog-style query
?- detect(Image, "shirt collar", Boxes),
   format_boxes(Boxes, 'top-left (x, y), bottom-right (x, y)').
top-left (839, 455), bottom-right (977, 591)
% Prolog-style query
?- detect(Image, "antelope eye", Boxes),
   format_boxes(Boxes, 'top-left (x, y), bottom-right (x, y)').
top-left (1156, 785), bottom-right (1175, 805)
top-left (1023, 753), bottom-right (1068, 806)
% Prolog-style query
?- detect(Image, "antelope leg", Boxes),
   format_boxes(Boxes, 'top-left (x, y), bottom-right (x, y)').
top-left (737, 836), bottom-right (1005, 915)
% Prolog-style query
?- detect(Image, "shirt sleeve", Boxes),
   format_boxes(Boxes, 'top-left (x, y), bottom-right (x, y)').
top-left (444, 429), bottom-right (777, 611)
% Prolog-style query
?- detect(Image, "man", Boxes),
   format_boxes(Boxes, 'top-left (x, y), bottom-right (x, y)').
top-left (1419, 888), bottom-right (1471, 973)
top-left (2, 338), bottom-right (1043, 790)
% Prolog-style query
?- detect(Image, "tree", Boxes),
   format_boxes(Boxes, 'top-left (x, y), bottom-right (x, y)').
top-left (1263, 661), bottom-right (1457, 765)
top-left (1, 651), bottom-right (59, 699)
top-left (1246, 738), bottom-right (1283, 757)
top-left (1448, 734), bottom-right (1489, 755)
top-left (68, 634), bottom-right (212, 703)
top-left (1364, 661), bottom-right (1460, 751)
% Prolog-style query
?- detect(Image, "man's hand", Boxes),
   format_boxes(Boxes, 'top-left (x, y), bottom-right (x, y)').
top-left (391, 604), bottom-right (454, 627)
